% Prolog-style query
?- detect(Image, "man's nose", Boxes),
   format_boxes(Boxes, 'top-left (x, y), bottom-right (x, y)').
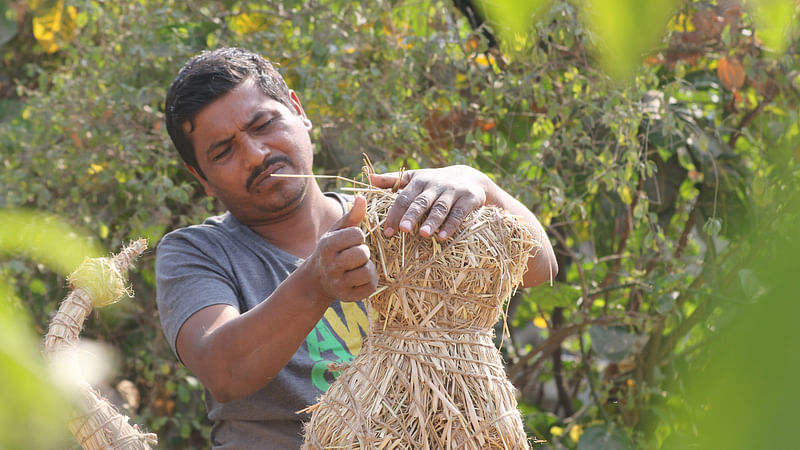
top-left (242, 135), bottom-right (270, 168)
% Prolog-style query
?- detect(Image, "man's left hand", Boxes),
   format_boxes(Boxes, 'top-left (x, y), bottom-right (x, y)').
top-left (369, 165), bottom-right (489, 240)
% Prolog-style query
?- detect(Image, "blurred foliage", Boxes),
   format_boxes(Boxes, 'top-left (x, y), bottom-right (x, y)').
top-left (0, 0), bottom-right (797, 448)
top-left (0, 212), bottom-right (100, 449)
top-left (0, 298), bottom-right (73, 449)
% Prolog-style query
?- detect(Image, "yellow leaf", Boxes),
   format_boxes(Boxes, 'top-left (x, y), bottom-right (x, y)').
top-left (32, 0), bottom-right (78, 54)
top-left (619, 185), bottom-right (633, 205)
top-left (550, 426), bottom-right (564, 437)
top-left (533, 316), bottom-right (548, 328)
top-left (88, 163), bottom-right (104, 175)
top-left (229, 12), bottom-right (268, 35)
top-left (569, 425), bottom-right (583, 442)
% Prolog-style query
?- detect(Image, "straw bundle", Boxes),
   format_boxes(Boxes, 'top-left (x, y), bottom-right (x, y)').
top-left (302, 188), bottom-right (538, 449)
top-left (43, 239), bottom-right (158, 450)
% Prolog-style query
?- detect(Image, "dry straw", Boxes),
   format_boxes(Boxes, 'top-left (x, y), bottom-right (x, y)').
top-left (302, 184), bottom-right (539, 449)
top-left (43, 239), bottom-right (158, 450)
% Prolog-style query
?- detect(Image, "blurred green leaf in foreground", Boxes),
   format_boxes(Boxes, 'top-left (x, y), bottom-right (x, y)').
top-left (0, 209), bottom-right (104, 449)
top-left (680, 178), bottom-right (800, 449)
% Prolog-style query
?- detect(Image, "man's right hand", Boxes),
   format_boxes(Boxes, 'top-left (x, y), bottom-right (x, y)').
top-left (300, 195), bottom-right (377, 302)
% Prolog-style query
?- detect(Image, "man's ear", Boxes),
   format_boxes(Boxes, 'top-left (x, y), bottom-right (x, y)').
top-left (289, 90), bottom-right (312, 131)
top-left (185, 163), bottom-right (216, 197)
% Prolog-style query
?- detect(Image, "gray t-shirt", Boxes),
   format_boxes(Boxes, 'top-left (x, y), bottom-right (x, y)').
top-left (156, 193), bottom-right (369, 449)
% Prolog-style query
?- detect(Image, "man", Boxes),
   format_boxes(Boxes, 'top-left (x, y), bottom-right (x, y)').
top-left (156, 47), bottom-right (557, 449)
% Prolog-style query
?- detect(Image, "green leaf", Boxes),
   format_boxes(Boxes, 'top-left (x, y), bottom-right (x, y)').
top-left (527, 282), bottom-right (582, 309)
top-left (0, 0), bottom-right (18, 47)
top-left (745, 0), bottom-right (798, 55)
top-left (177, 383), bottom-right (190, 403)
top-left (588, 325), bottom-right (639, 363)
top-left (475, 0), bottom-right (552, 51)
top-left (0, 209), bottom-right (103, 275)
top-left (581, 0), bottom-right (678, 80)
top-left (738, 269), bottom-right (765, 301)
top-left (0, 295), bottom-right (71, 449)
top-left (577, 424), bottom-right (633, 450)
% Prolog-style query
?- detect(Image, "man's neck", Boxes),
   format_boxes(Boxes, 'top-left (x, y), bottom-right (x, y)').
top-left (247, 186), bottom-right (341, 258)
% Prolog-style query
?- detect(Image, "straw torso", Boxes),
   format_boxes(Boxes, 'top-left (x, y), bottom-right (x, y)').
top-left (303, 189), bottom-right (537, 449)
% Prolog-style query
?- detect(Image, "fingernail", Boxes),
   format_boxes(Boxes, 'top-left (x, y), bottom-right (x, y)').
top-left (384, 226), bottom-right (394, 237)
top-left (438, 230), bottom-right (448, 239)
top-left (419, 225), bottom-right (431, 236)
top-left (400, 220), bottom-right (412, 232)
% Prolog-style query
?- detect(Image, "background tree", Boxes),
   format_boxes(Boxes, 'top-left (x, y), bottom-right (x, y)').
top-left (1, 0), bottom-right (797, 448)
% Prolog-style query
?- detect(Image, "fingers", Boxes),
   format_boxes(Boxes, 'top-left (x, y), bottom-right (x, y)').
top-left (434, 194), bottom-right (481, 239)
top-left (384, 187), bottom-right (483, 240)
top-left (337, 262), bottom-right (378, 301)
top-left (331, 195), bottom-right (367, 231)
top-left (417, 190), bottom-right (456, 238)
top-left (382, 181), bottom-right (426, 236)
top-left (373, 167), bottom-right (487, 239)
top-left (337, 243), bottom-right (371, 272)
top-left (313, 224), bottom-right (376, 301)
top-left (369, 171), bottom-right (411, 191)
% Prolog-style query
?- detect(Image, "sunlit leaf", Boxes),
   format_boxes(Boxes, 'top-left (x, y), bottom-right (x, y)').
top-left (745, 0), bottom-right (798, 55)
top-left (526, 282), bottom-right (581, 309)
top-left (0, 209), bottom-right (103, 275)
top-left (581, 0), bottom-right (679, 80)
top-left (31, 0), bottom-right (78, 54)
top-left (229, 12), bottom-right (269, 35)
top-left (533, 316), bottom-right (548, 328)
top-left (475, 0), bottom-right (552, 51)
top-left (0, 294), bottom-right (71, 449)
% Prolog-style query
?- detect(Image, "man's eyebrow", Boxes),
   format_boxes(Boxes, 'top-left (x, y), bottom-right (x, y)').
top-left (206, 136), bottom-right (234, 157)
top-left (205, 111), bottom-right (270, 157)
top-left (242, 110), bottom-right (268, 131)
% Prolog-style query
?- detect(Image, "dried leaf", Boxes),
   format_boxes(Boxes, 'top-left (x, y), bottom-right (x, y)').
top-left (717, 56), bottom-right (746, 91)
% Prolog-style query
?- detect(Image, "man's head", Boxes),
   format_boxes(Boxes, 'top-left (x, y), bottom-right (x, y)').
top-left (165, 47), bottom-right (293, 179)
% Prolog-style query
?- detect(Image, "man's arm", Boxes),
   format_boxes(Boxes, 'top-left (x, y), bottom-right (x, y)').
top-left (174, 197), bottom-right (376, 403)
top-left (369, 165), bottom-right (558, 288)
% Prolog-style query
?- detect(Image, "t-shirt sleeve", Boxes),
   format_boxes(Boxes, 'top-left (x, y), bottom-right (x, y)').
top-left (155, 229), bottom-right (240, 361)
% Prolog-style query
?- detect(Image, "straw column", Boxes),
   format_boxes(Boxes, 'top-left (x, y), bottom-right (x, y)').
top-left (43, 239), bottom-right (157, 450)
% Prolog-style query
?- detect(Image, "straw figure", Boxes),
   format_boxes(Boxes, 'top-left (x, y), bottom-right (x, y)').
top-left (43, 239), bottom-right (158, 450)
top-left (302, 187), bottom-right (538, 449)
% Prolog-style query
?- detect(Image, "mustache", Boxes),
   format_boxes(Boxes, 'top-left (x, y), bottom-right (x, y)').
top-left (246, 155), bottom-right (291, 191)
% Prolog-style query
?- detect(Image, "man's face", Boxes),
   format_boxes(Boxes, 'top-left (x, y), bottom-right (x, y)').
top-left (185, 79), bottom-right (314, 226)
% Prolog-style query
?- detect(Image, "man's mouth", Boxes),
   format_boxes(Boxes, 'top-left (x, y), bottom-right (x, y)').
top-left (249, 164), bottom-right (283, 192)
top-left (246, 156), bottom-right (291, 192)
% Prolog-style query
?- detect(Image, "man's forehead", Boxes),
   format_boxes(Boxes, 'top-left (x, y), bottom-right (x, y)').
top-left (182, 81), bottom-right (283, 135)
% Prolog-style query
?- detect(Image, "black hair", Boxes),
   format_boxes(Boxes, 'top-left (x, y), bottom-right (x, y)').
top-left (164, 47), bottom-right (293, 179)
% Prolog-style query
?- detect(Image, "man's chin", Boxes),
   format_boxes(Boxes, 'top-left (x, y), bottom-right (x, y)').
top-left (246, 183), bottom-right (307, 223)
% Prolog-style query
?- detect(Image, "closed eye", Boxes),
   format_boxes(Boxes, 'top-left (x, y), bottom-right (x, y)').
top-left (253, 117), bottom-right (276, 133)
top-left (212, 146), bottom-right (232, 162)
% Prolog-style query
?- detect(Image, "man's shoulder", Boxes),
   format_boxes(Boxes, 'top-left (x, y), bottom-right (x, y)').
top-left (325, 191), bottom-right (354, 210)
top-left (159, 212), bottom-right (238, 249)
